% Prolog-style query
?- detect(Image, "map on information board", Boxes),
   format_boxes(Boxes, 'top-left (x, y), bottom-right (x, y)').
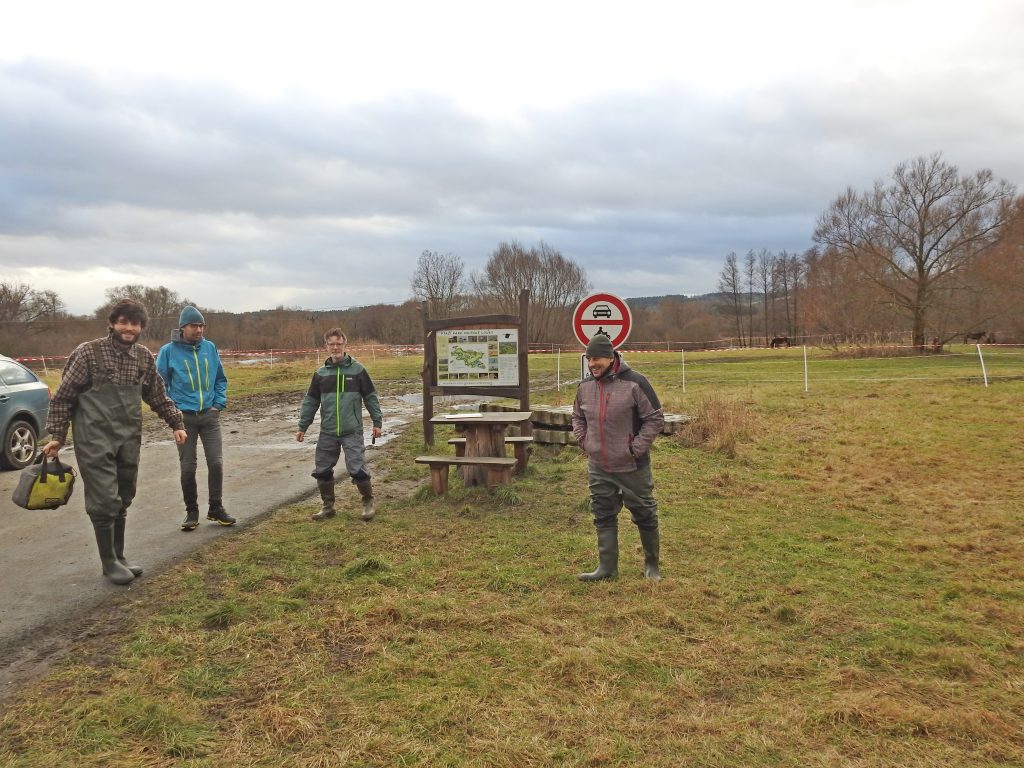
top-left (436, 328), bottom-right (519, 386)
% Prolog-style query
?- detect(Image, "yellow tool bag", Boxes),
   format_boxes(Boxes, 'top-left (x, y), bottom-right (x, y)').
top-left (11, 455), bottom-right (77, 510)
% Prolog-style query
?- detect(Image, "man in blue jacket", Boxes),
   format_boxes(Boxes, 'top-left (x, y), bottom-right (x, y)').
top-left (157, 306), bottom-right (234, 531)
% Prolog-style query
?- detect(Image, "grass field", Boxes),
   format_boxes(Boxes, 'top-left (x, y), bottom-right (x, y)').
top-left (10, 347), bottom-right (1024, 766)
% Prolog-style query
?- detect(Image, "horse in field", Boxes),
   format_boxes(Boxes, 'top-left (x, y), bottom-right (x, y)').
top-left (770, 336), bottom-right (791, 348)
top-left (964, 331), bottom-right (987, 343)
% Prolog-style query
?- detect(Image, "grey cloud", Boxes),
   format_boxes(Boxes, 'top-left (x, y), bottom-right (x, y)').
top-left (2, 58), bottom-right (1022, 310)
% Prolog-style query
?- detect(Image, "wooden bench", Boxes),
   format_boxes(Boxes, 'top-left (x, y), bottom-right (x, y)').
top-left (415, 456), bottom-right (518, 495)
top-left (448, 436), bottom-right (533, 474)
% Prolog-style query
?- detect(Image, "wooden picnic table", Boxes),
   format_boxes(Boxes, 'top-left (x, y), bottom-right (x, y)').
top-left (429, 411), bottom-right (532, 486)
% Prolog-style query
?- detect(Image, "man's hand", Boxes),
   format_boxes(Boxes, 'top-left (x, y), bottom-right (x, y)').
top-left (372, 426), bottom-right (382, 439)
top-left (41, 440), bottom-right (63, 458)
top-left (296, 431), bottom-right (305, 443)
top-left (173, 429), bottom-right (187, 445)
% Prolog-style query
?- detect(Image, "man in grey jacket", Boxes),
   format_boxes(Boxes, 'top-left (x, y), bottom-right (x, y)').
top-left (572, 333), bottom-right (665, 581)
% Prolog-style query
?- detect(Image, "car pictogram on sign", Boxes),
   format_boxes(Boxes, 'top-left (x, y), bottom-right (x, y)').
top-left (591, 304), bottom-right (612, 318)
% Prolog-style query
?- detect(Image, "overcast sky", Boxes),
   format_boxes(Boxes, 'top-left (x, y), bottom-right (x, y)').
top-left (2, 0), bottom-right (1023, 315)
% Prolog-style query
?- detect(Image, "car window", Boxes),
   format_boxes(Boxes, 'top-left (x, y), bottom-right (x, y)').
top-left (0, 360), bottom-right (39, 385)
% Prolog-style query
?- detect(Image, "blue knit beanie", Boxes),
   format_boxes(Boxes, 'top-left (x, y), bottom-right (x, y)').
top-left (178, 306), bottom-right (205, 327)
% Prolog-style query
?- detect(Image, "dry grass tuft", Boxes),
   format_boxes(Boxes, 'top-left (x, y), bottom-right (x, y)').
top-left (674, 394), bottom-right (755, 457)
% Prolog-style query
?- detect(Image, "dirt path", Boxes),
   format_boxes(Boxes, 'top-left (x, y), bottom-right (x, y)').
top-left (0, 393), bottom-right (416, 703)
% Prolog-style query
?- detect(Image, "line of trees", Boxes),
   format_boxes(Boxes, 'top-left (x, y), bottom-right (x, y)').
top-left (716, 154), bottom-right (1022, 347)
top-left (411, 240), bottom-right (591, 343)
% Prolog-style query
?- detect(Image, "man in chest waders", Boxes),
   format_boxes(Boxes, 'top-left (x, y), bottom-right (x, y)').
top-left (42, 299), bottom-right (187, 585)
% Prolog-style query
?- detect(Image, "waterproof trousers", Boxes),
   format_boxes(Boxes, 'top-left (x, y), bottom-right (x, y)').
top-left (71, 362), bottom-right (143, 585)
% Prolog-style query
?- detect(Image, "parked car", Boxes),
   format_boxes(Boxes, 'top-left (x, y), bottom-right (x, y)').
top-left (0, 354), bottom-right (50, 470)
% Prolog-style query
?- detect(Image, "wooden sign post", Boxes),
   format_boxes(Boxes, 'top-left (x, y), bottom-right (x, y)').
top-left (421, 289), bottom-right (530, 446)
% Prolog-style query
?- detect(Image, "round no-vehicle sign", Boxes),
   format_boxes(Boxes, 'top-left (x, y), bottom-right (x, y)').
top-left (572, 292), bottom-right (632, 349)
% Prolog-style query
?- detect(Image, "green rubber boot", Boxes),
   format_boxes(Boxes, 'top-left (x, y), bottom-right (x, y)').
top-left (114, 514), bottom-right (143, 577)
top-left (578, 527), bottom-right (619, 581)
top-left (639, 527), bottom-right (661, 582)
top-left (92, 519), bottom-right (135, 585)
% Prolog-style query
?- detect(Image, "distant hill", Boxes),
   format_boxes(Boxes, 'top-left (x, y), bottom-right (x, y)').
top-left (625, 293), bottom-right (723, 308)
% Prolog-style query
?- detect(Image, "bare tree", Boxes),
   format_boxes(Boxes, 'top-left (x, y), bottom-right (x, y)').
top-left (471, 241), bottom-right (589, 343)
top-left (756, 249), bottom-right (774, 344)
top-left (0, 283), bottom-right (68, 352)
top-left (0, 282), bottom-right (34, 323)
top-left (773, 251), bottom-right (805, 339)
top-left (744, 250), bottom-right (757, 347)
top-left (1, 282), bottom-right (67, 323)
top-left (716, 252), bottom-right (744, 345)
top-left (814, 153), bottom-right (1016, 347)
top-left (410, 250), bottom-right (467, 319)
top-left (802, 246), bottom-right (901, 345)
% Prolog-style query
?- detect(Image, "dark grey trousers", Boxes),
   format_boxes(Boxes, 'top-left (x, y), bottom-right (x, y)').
top-left (177, 409), bottom-right (224, 506)
top-left (587, 461), bottom-right (658, 532)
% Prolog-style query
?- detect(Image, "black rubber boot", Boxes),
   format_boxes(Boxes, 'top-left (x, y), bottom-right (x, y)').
top-left (207, 504), bottom-right (236, 526)
top-left (312, 480), bottom-right (336, 520)
top-left (114, 514), bottom-right (143, 576)
top-left (92, 518), bottom-right (135, 585)
top-left (639, 527), bottom-right (661, 582)
top-left (355, 479), bottom-right (375, 521)
top-left (578, 526), bottom-right (619, 581)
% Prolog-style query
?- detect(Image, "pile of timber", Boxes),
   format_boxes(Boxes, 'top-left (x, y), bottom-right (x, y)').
top-left (479, 403), bottom-right (691, 445)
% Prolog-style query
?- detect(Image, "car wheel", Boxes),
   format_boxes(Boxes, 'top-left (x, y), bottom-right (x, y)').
top-left (1, 419), bottom-right (38, 470)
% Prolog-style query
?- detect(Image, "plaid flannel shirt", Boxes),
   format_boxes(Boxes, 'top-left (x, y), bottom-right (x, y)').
top-left (46, 333), bottom-right (184, 444)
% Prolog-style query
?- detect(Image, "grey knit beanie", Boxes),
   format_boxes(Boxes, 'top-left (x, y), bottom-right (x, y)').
top-left (178, 306), bottom-right (205, 327)
top-left (585, 333), bottom-right (615, 358)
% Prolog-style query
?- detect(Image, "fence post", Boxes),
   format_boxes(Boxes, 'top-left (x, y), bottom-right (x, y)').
top-left (270, 349), bottom-right (274, 369)
top-left (556, 348), bottom-right (561, 391)
top-left (803, 345), bottom-right (809, 393)
top-left (976, 343), bottom-right (989, 387)
top-left (681, 348), bottom-right (686, 394)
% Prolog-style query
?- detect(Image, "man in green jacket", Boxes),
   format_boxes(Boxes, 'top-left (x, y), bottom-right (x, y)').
top-left (296, 328), bottom-right (383, 521)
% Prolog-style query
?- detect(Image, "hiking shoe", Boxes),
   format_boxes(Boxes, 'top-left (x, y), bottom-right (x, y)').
top-left (207, 506), bottom-right (236, 526)
top-left (181, 509), bottom-right (200, 531)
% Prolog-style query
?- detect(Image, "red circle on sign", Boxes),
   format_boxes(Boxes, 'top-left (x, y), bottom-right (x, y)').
top-left (572, 293), bottom-right (632, 348)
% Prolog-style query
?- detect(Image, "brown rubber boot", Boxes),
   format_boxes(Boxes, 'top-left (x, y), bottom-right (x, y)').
top-left (355, 480), bottom-right (375, 521)
top-left (312, 480), bottom-right (336, 520)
